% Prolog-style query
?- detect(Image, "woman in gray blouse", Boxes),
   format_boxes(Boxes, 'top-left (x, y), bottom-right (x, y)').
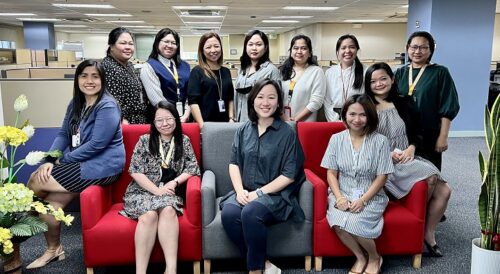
top-left (234, 30), bottom-right (280, 122)
top-left (321, 94), bottom-right (393, 274)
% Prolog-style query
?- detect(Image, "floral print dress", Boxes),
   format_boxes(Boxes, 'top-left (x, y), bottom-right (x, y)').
top-left (120, 134), bottom-right (200, 219)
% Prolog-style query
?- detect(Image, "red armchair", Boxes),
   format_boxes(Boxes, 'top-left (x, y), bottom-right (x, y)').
top-left (297, 122), bottom-right (428, 271)
top-left (80, 124), bottom-right (202, 274)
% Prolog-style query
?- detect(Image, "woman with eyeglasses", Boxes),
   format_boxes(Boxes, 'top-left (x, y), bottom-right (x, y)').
top-left (234, 30), bottom-right (280, 122)
top-left (324, 34), bottom-right (366, 121)
top-left (120, 101), bottom-right (200, 274)
top-left (188, 32), bottom-right (235, 128)
top-left (102, 27), bottom-right (148, 124)
top-left (141, 28), bottom-right (191, 122)
top-left (394, 31), bottom-right (460, 170)
top-left (279, 34), bottom-right (326, 122)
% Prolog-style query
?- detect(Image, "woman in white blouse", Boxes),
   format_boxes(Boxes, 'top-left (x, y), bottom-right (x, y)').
top-left (279, 34), bottom-right (326, 122)
top-left (324, 34), bottom-right (366, 121)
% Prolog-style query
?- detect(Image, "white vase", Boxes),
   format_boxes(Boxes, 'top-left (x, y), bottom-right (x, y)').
top-left (471, 238), bottom-right (500, 274)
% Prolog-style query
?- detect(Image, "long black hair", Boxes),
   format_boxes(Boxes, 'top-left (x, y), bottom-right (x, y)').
top-left (148, 28), bottom-right (182, 65)
top-left (364, 62), bottom-right (399, 104)
top-left (280, 34), bottom-right (318, 81)
top-left (336, 34), bottom-right (364, 90)
top-left (106, 27), bottom-right (133, 55)
top-left (240, 30), bottom-right (271, 75)
top-left (148, 100), bottom-right (184, 162)
top-left (72, 59), bottom-right (106, 123)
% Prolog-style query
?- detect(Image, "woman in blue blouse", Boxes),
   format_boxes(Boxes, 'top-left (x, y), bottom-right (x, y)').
top-left (220, 79), bottom-right (305, 274)
top-left (27, 60), bottom-right (125, 269)
top-left (141, 28), bottom-right (191, 122)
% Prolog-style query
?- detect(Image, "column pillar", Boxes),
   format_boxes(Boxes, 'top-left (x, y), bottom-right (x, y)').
top-left (22, 21), bottom-right (56, 50)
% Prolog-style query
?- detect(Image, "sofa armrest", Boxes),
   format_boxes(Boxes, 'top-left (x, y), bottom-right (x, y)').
top-left (397, 180), bottom-right (428, 220)
top-left (305, 169), bottom-right (328, 223)
top-left (298, 180), bottom-right (313, 222)
top-left (201, 170), bottom-right (216, 227)
top-left (184, 175), bottom-right (201, 226)
top-left (80, 185), bottom-right (112, 230)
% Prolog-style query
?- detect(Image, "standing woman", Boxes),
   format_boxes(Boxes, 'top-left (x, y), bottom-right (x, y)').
top-left (102, 27), bottom-right (148, 124)
top-left (395, 31), bottom-right (460, 170)
top-left (234, 30), bottom-right (280, 122)
top-left (141, 28), bottom-right (191, 122)
top-left (221, 79), bottom-right (305, 274)
top-left (120, 101), bottom-right (200, 274)
top-left (324, 34), bottom-right (366, 121)
top-left (279, 34), bottom-right (326, 122)
top-left (366, 62), bottom-right (451, 257)
top-left (321, 94), bottom-right (393, 274)
top-left (187, 32), bottom-right (234, 128)
top-left (27, 60), bottom-right (125, 269)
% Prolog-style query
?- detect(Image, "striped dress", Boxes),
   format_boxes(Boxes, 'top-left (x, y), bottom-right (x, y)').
top-left (377, 108), bottom-right (444, 199)
top-left (321, 130), bottom-right (394, 239)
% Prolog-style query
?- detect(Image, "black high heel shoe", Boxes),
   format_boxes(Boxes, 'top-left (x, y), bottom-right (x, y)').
top-left (424, 241), bottom-right (443, 257)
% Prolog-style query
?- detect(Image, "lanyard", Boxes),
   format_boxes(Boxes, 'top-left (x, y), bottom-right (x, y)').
top-left (159, 136), bottom-right (175, 168)
top-left (408, 64), bottom-right (427, 96)
top-left (214, 70), bottom-right (223, 100)
top-left (165, 61), bottom-right (180, 101)
top-left (340, 65), bottom-right (354, 103)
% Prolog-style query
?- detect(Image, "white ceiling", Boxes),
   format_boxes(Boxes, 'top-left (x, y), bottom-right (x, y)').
top-left (0, 0), bottom-right (498, 35)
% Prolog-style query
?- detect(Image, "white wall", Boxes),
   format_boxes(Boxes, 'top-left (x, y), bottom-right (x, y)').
top-left (0, 25), bottom-right (24, 48)
top-left (280, 24), bottom-right (323, 60)
top-left (56, 33), bottom-right (108, 59)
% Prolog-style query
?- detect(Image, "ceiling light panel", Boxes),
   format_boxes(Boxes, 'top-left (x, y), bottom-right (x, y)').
top-left (0, 13), bottom-right (36, 16)
top-left (262, 20), bottom-right (299, 23)
top-left (85, 14), bottom-right (132, 17)
top-left (172, 5), bottom-right (228, 34)
top-left (52, 4), bottom-right (115, 9)
top-left (283, 6), bottom-right (339, 11)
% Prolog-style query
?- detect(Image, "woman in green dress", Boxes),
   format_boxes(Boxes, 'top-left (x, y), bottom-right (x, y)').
top-left (394, 31), bottom-right (460, 170)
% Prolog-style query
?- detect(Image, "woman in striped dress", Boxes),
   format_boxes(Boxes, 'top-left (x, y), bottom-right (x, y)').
top-left (365, 62), bottom-right (451, 257)
top-left (321, 94), bottom-right (393, 274)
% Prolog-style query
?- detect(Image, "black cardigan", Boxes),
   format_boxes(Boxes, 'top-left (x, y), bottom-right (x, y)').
top-left (393, 95), bottom-right (423, 149)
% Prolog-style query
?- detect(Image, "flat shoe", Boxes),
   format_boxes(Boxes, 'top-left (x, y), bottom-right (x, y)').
top-left (424, 241), bottom-right (443, 257)
top-left (264, 261), bottom-right (281, 274)
top-left (363, 256), bottom-right (382, 274)
top-left (26, 245), bottom-right (65, 269)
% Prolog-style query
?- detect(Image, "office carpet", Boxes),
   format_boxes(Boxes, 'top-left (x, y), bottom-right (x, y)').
top-left (19, 137), bottom-right (485, 274)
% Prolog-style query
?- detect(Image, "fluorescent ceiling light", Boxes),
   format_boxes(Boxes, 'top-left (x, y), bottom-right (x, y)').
top-left (106, 20), bottom-right (145, 23)
top-left (184, 21), bottom-right (222, 25)
top-left (172, 6), bottom-right (227, 10)
top-left (85, 14), bottom-right (132, 17)
top-left (262, 20), bottom-right (299, 23)
top-left (125, 26), bottom-right (155, 28)
top-left (17, 18), bottom-right (62, 21)
top-left (344, 19), bottom-right (382, 23)
top-left (179, 15), bottom-right (223, 18)
top-left (52, 4), bottom-right (114, 9)
top-left (270, 16), bottom-right (312, 19)
top-left (54, 25), bottom-right (87, 28)
top-left (283, 6), bottom-right (338, 11)
top-left (253, 26), bottom-right (283, 29)
top-left (0, 13), bottom-right (36, 16)
top-left (401, 5), bottom-right (409, 8)
top-left (255, 29), bottom-right (275, 32)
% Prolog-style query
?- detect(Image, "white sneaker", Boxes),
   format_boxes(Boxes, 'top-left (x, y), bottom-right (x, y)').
top-left (264, 261), bottom-right (282, 274)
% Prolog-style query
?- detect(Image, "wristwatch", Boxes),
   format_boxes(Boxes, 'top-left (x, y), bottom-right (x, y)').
top-left (256, 188), bottom-right (264, 197)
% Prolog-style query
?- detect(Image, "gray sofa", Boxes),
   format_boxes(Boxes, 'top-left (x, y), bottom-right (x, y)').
top-left (201, 122), bottom-right (313, 274)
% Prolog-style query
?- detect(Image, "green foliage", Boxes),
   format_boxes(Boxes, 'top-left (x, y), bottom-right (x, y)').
top-left (0, 213), bottom-right (48, 237)
top-left (479, 95), bottom-right (500, 250)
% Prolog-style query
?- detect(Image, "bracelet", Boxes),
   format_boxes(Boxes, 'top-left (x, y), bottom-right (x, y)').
top-left (335, 196), bottom-right (347, 206)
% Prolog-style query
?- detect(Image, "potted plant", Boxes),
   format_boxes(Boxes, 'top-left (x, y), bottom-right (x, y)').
top-left (0, 94), bottom-right (74, 272)
top-left (471, 95), bottom-right (500, 274)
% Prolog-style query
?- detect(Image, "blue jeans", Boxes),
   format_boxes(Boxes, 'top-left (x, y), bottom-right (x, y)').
top-left (221, 202), bottom-right (278, 271)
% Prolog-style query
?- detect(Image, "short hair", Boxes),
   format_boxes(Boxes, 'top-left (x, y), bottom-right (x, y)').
top-left (336, 34), bottom-right (364, 90)
top-left (364, 62), bottom-right (399, 104)
top-left (106, 27), bottom-right (133, 55)
top-left (279, 34), bottom-right (318, 81)
top-left (148, 28), bottom-right (182, 65)
top-left (240, 30), bottom-right (271, 75)
top-left (247, 78), bottom-right (283, 122)
top-left (406, 31), bottom-right (436, 62)
top-left (72, 59), bottom-right (106, 123)
top-left (341, 94), bottom-right (378, 135)
top-left (197, 32), bottom-right (223, 79)
top-left (148, 100), bottom-right (183, 161)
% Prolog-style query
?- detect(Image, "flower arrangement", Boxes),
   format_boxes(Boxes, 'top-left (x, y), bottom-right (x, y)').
top-left (0, 94), bottom-right (73, 256)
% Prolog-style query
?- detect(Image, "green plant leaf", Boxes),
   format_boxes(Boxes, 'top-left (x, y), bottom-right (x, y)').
top-left (9, 223), bottom-right (33, 237)
top-left (485, 105), bottom-right (493, 150)
top-left (0, 156), bottom-right (8, 168)
top-left (479, 152), bottom-right (486, 181)
top-left (45, 150), bottom-right (63, 158)
top-left (9, 215), bottom-right (48, 237)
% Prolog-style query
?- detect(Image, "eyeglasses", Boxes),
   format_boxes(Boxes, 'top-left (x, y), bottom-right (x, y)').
top-left (160, 40), bottom-right (177, 46)
top-left (408, 45), bottom-right (430, 52)
top-left (154, 117), bottom-right (175, 125)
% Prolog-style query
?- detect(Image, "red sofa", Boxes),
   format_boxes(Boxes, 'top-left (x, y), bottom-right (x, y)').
top-left (297, 122), bottom-right (428, 271)
top-left (80, 124), bottom-right (202, 274)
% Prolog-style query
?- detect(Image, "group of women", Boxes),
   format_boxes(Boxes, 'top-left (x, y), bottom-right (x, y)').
top-left (21, 26), bottom-right (460, 274)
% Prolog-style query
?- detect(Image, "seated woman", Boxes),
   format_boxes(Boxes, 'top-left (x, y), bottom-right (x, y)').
top-left (220, 79), bottom-right (305, 274)
top-left (365, 62), bottom-right (451, 257)
top-left (321, 94), bottom-right (393, 274)
top-left (119, 101), bottom-right (200, 274)
top-left (27, 59), bottom-right (125, 269)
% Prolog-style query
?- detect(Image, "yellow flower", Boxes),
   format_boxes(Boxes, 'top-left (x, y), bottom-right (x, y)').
top-left (0, 227), bottom-right (12, 242)
top-left (31, 201), bottom-right (48, 214)
top-left (2, 239), bottom-right (13, 254)
top-left (14, 94), bottom-right (28, 112)
top-left (0, 126), bottom-right (28, 147)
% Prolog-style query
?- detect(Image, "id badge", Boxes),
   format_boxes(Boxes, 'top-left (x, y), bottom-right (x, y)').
top-left (352, 188), bottom-right (364, 200)
top-left (72, 133), bottom-right (80, 147)
top-left (176, 101), bottom-right (184, 116)
top-left (218, 100), bottom-right (226, 112)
